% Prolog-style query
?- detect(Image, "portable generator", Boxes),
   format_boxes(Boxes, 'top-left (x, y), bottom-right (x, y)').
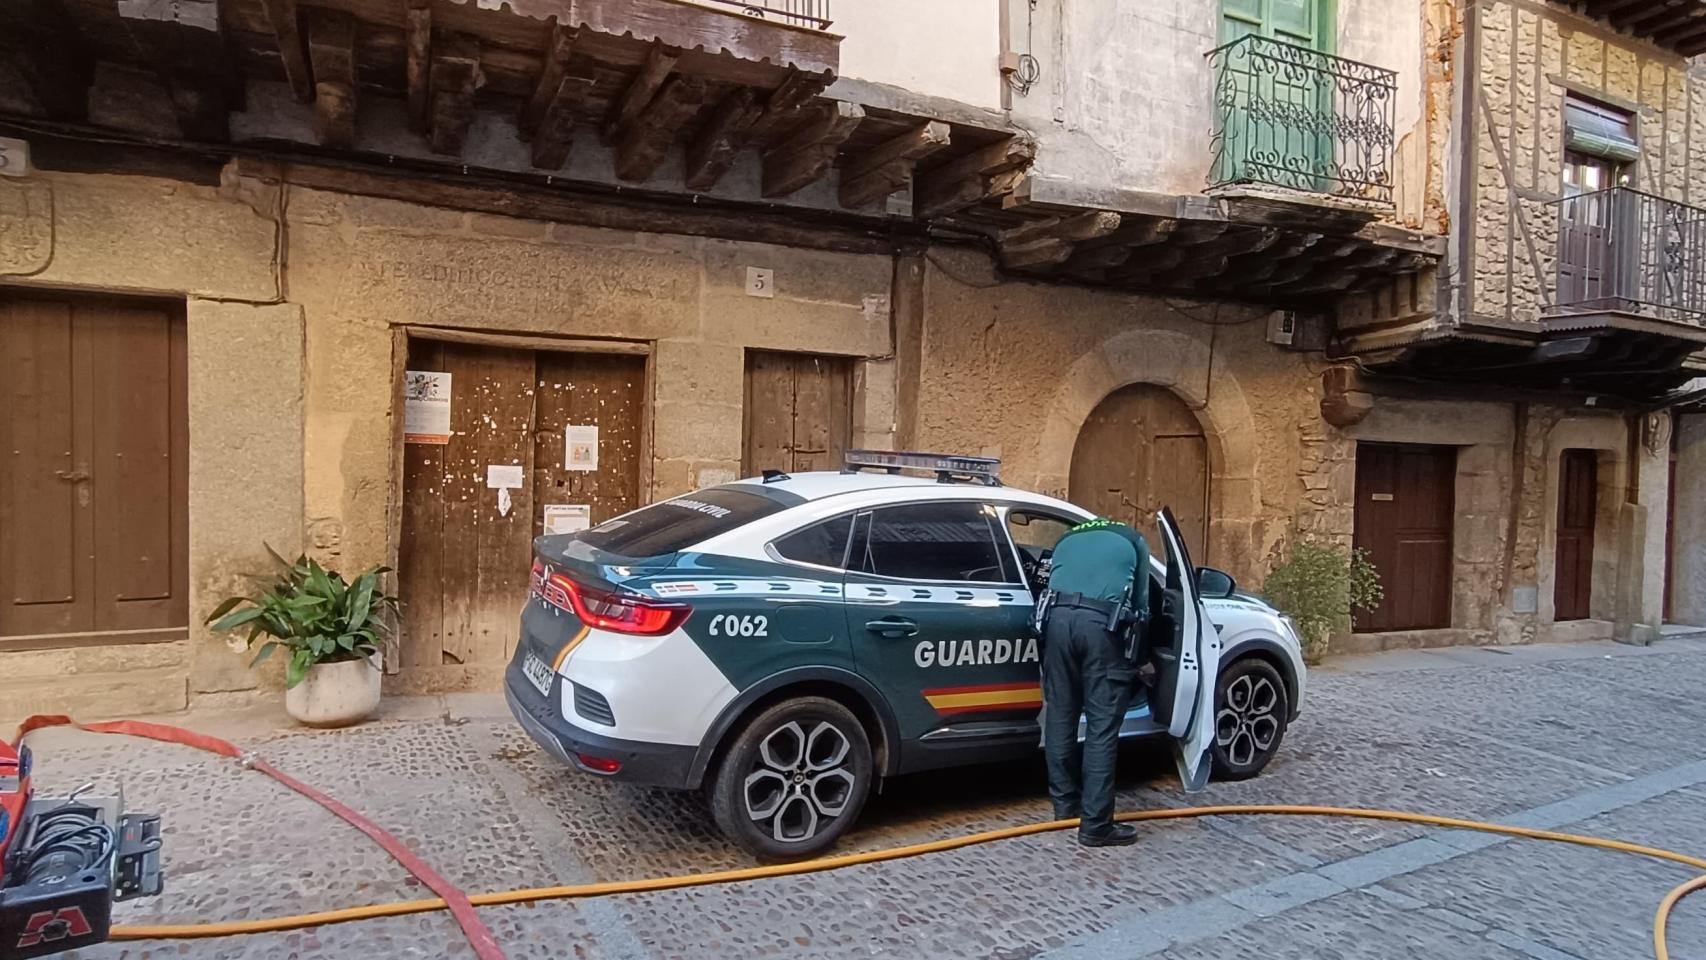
top-left (0, 739), bottom-right (162, 959)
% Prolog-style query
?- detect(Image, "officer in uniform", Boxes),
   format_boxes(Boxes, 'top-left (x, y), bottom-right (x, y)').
top-left (1035, 517), bottom-right (1151, 847)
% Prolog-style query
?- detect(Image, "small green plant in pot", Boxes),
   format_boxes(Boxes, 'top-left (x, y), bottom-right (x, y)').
top-left (1259, 537), bottom-right (1383, 663)
top-left (206, 550), bottom-right (399, 727)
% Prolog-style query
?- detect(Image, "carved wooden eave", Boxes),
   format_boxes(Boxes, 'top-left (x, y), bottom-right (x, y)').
top-left (1576, 0), bottom-right (1706, 57)
top-left (951, 174), bottom-right (1445, 306)
top-left (0, 0), bottom-right (1035, 225)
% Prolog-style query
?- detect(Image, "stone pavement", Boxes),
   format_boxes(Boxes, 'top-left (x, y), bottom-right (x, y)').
top-left (21, 632), bottom-right (1706, 960)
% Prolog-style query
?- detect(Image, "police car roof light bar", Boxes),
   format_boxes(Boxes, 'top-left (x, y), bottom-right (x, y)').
top-left (842, 450), bottom-right (1003, 486)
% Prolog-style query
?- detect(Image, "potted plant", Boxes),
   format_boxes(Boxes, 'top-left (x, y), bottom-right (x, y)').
top-left (206, 550), bottom-right (399, 727)
top-left (1259, 536), bottom-right (1383, 663)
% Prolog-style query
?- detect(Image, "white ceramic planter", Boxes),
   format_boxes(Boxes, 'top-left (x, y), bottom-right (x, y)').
top-left (285, 654), bottom-right (382, 727)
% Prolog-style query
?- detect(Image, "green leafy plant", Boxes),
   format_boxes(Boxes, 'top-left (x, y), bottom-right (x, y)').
top-left (205, 549), bottom-right (399, 688)
top-left (1259, 537), bottom-right (1384, 662)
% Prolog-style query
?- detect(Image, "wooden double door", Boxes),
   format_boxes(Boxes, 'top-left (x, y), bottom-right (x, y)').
top-left (0, 293), bottom-right (188, 646)
top-left (742, 350), bottom-right (853, 477)
top-left (1353, 443), bottom-right (1456, 632)
top-left (399, 340), bottom-right (644, 672)
top-left (1069, 384), bottom-right (1209, 561)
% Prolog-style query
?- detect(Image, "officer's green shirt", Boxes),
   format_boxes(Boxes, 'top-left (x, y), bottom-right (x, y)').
top-left (1047, 519), bottom-right (1151, 609)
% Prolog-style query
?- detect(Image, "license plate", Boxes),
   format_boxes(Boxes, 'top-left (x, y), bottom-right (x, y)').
top-left (522, 652), bottom-right (554, 697)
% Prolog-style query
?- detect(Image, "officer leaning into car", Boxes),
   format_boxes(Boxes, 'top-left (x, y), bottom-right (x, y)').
top-left (1033, 516), bottom-right (1151, 847)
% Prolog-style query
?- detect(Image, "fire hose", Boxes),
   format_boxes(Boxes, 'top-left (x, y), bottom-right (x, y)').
top-left (15, 717), bottom-right (1705, 960)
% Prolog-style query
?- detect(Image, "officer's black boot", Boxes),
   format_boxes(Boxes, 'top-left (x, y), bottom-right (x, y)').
top-left (1078, 823), bottom-right (1138, 847)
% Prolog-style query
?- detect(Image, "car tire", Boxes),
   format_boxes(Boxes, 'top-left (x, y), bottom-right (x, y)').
top-left (709, 696), bottom-right (873, 862)
top-left (1211, 657), bottom-right (1289, 781)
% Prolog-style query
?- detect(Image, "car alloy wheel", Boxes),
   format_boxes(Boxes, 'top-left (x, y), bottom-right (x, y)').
top-left (742, 720), bottom-right (858, 843)
top-left (709, 696), bottom-right (873, 861)
top-left (1210, 658), bottom-right (1289, 780)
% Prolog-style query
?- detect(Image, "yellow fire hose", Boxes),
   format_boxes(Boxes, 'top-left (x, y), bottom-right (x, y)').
top-left (108, 804), bottom-right (1706, 959)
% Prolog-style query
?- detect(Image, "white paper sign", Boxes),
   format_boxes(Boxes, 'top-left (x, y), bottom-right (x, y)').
top-left (496, 487), bottom-right (513, 517)
top-left (543, 504), bottom-right (591, 536)
top-left (404, 371), bottom-right (452, 444)
top-left (0, 136), bottom-right (29, 178)
top-left (486, 464), bottom-right (524, 489)
top-left (566, 425), bottom-right (598, 471)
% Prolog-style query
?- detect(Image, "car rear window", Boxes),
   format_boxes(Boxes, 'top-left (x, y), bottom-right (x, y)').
top-left (575, 488), bottom-right (786, 558)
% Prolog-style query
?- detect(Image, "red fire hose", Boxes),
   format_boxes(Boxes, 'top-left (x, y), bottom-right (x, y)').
top-left (13, 715), bottom-right (506, 960)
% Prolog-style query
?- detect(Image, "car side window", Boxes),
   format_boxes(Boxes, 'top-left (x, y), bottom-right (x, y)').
top-left (772, 514), bottom-right (854, 569)
top-left (857, 502), bottom-right (1011, 584)
top-left (1006, 511), bottom-right (1077, 554)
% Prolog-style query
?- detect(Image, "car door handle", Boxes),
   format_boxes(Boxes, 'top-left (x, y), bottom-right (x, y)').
top-left (864, 618), bottom-right (918, 638)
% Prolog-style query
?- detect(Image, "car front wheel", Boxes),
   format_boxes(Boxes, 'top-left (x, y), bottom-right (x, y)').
top-left (1211, 657), bottom-right (1289, 780)
top-left (709, 696), bottom-right (873, 861)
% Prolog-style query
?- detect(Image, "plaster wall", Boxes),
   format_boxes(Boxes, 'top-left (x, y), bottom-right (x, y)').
top-left (835, 0), bottom-right (1003, 109)
top-left (1002, 0), bottom-right (1431, 225)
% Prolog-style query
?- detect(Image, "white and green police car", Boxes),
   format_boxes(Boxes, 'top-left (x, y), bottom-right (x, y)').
top-left (506, 452), bottom-right (1306, 860)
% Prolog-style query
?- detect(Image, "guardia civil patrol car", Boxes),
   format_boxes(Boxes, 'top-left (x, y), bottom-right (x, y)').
top-left (505, 452), bottom-right (1306, 860)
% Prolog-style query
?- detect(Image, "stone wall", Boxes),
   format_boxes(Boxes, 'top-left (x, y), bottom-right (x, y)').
top-left (1470, 2), bottom-right (1703, 323)
top-left (1674, 413), bottom-right (1706, 627)
top-left (911, 247), bottom-right (1325, 586)
top-left (0, 167), bottom-right (893, 710)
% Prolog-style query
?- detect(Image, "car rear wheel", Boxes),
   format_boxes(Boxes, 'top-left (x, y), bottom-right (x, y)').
top-left (1211, 658), bottom-right (1289, 781)
top-left (709, 697), bottom-right (873, 861)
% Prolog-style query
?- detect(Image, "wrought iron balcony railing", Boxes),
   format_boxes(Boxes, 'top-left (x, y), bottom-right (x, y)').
top-left (691, 0), bottom-right (832, 29)
top-left (1206, 35), bottom-right (1397, 203)
top-left (1550, 186), bottom-right (1706, 324)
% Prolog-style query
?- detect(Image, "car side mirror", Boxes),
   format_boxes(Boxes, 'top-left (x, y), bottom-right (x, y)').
top-left (1196, 567), bottom-right (1236, 599)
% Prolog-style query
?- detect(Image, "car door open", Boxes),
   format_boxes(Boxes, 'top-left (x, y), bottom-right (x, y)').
top-left (1151, 506), bottom-right (1221, 791)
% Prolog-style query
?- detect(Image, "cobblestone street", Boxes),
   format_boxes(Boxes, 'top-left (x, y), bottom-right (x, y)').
top-left (29, 633), bottom-right (1706, 960)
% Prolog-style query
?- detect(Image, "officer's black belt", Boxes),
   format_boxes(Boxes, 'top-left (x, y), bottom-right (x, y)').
top-left (1049, 592), bottom-right (1121, 617)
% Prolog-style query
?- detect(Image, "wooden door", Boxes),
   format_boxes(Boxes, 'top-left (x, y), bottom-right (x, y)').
top-left (1553, 450), bottom-right (1598, 622)
top-left (1, 293), bottom-right (188, 644)
top-left (1068, 384), bottom-right (1209, 560)
top-left (742, 351), bottom-right (852, 476)
top-left (1353, 443), bottom-right (1456, 632)
top-left (400, 340), bottom-right (644, 673)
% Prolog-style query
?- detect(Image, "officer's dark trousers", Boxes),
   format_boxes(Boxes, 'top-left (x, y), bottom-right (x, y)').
top-left (1042, 606), bottom-right (1136, 836)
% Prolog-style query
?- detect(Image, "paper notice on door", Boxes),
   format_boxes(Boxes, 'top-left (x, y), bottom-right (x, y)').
top-left (486, 464), bottom-right (524, 489)
top-left (543, 504), bottom-right (591, 536)
top-left (566, 425), bottom-right (598, 471)
top-left (403, 371), bottom-right (452, 444)
top-left (496, 487), bottom-right (513, 517)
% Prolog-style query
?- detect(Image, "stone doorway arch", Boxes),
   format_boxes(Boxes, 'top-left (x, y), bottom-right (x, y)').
top-left (1069, 384), bottom-right (1209, 559)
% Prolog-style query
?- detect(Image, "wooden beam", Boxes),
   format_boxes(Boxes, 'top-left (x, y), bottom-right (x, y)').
top-left (164, 73), bottom-right (230, 141)
top-left (760, 100), bottom-right (865, 198)
top-left (405, 0), bottom-right (431, 133)
top-left (613, 74), bottom-right (708, 181)
top-left (838, 120), bottom-right (951, 209)
top-left (530, 60), bottom-right (597, 170)
top-left (745, 68), bottom-right (832, 146)
top-left (913, 137), bottom-right (1037, 219)
top-left (0, 0), bottom-right (93, 119)
top-left (998, 211), bottom-right (1123, 270)
top-left (428, 33), bottom-right (482, 156)
top-left (520, 22), bottom-right (575, 140)
top-left (259, 0), bottom-right (312, 102)
top-left (306, 8), bottom-right (356, 149)
top-left (603, 42), bottom-right (678, 143)
top-left (684, 88), bottom-right (762, 192)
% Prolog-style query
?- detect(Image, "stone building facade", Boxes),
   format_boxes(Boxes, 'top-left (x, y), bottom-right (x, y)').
top-left (1, 0), bottom-right (1701, 718)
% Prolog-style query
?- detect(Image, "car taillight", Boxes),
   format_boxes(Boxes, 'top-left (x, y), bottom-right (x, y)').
top-left (532, 563), bottom-right (689, 636)
top-left (576, 753), bottom-right (622, 774)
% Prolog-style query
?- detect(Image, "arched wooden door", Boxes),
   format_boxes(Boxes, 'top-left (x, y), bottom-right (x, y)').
top-left (1069, 384), bottom-right (1209, 560)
